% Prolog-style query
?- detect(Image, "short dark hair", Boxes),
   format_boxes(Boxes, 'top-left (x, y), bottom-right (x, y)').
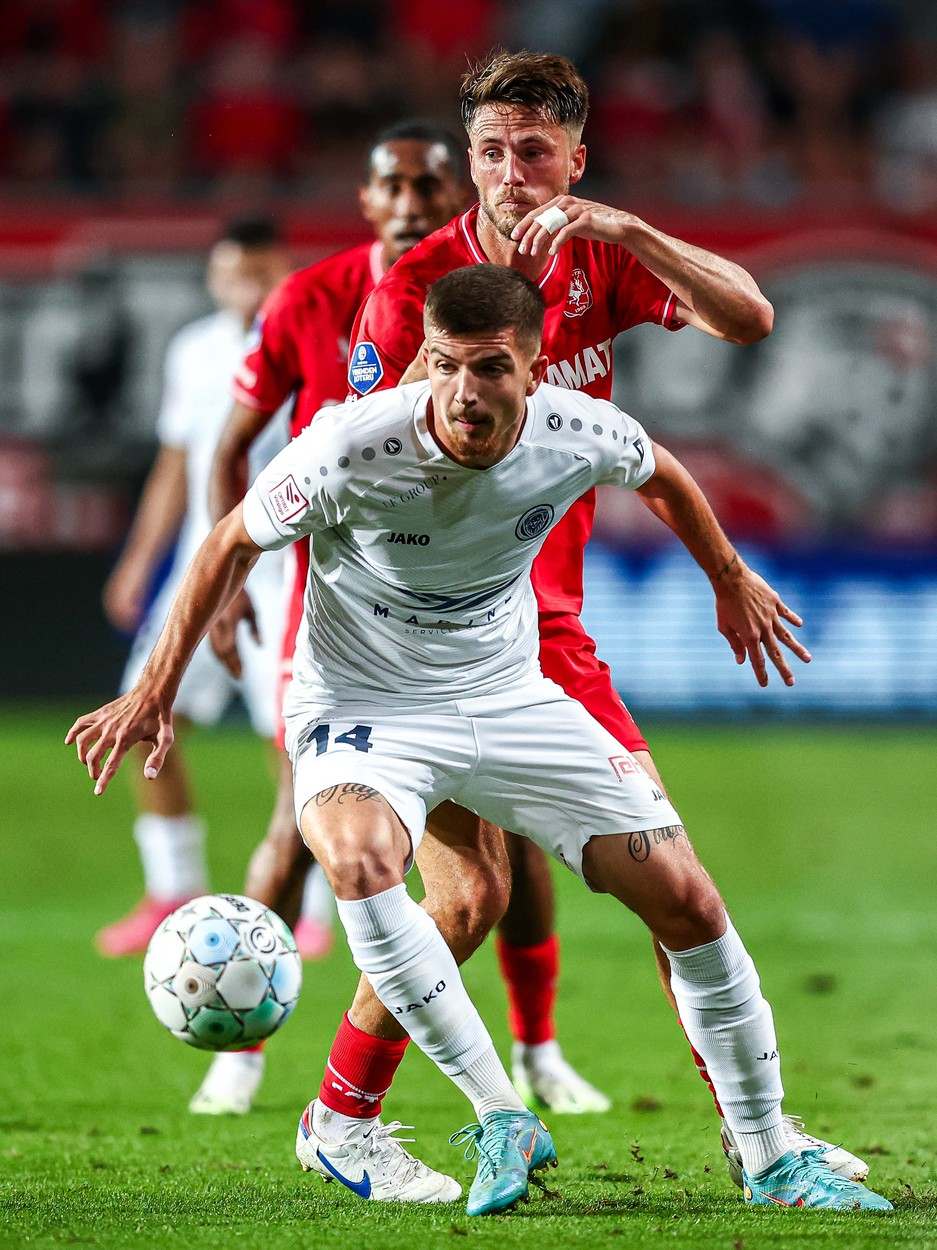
top-left (366, 120), bottom-right (467, 183)
top-left (460, 50), bottom-right (589, 139)
top-left (424, 265), bottom-right (545, 353)
top-left (220, 215), bottom-right (281, 250)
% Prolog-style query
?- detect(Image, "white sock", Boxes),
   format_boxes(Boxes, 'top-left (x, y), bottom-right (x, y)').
top-left (300, 863), bottom-right (334, 925)
top-left (663, 915), bottom-right (786, 1176)
top-left (133, 813), bottom-right (208, 900)
top-left (336, 885), bottom-right (524, 1120)
top-left (312, 1101), bottom-right (376, 1143)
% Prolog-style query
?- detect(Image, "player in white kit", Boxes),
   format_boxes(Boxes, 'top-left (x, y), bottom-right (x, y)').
top-left (97, 218), bottom-right (332, 967)
top-left (70, 265), bottom-right (891, 1216)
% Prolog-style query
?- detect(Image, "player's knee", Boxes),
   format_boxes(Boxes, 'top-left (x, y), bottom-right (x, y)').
top-left (424, 863), bottom-right (508, 961)
top-left (313, 825), bottom-right (407, 901)
top-left (653, 879), bottom-right (726, 952)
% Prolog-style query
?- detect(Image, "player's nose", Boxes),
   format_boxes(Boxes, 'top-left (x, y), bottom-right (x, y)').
top-left (501, 153), bottom-right (524, 185)
top-left (394, 182), bottom-right (424, 217)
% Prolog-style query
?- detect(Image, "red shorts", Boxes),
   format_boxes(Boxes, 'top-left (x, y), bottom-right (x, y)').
top-left (274, 557), bottom-right (647, 758)
top-left (538, 611), bottom-right (648, 754)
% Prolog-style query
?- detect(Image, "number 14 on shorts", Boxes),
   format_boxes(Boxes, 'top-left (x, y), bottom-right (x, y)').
top-left (298, 723), bottom-right (374, 755)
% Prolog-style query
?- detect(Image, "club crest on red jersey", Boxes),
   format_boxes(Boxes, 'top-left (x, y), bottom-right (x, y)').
top-left (564, 268), bottom-right (593, 318)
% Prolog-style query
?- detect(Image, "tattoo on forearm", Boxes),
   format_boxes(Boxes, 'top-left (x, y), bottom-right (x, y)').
top-left (628, 825), bottom-right (688, 862)
top-left (709, 552), bottom-right (739, 581)
top-left (314, 783), bottom-right (381, 806)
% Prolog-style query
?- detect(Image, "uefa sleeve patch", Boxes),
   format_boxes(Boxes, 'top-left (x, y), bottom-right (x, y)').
top-left (348, 341), bottom-right (384, 395)
top-left (268, 475), bottom-right (309, 523)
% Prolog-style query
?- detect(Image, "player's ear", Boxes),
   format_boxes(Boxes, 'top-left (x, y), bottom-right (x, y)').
top-left (569, 143), bottom-right (586, 186)
top-left (527, 353), bottom-right (549, 393)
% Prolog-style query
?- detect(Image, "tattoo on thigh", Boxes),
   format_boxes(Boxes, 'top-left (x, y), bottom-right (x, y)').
top-left (313, 783), bottom-right (381, 807)
top-left (627, 824), bottom-right (688, 862)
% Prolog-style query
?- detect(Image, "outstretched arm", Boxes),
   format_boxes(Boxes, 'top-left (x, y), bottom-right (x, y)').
top-left (636, 443), bottom-right (811, 686)
top-left (511, 196), bottom-right (773, 344)
top-left (67, 507), bottom-right (262, 794)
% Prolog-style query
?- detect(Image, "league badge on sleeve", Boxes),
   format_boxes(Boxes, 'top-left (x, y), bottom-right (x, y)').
top-left (268, 475), bottom-right (309, 523)
top-left (348, 342), bottom-right (384, 395)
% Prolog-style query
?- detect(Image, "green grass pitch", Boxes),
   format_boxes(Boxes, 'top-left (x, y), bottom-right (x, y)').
top-left (2, 707), bottom-right (935, 1249)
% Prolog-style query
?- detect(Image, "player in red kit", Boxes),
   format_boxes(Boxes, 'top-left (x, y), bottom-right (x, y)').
top-left (292, 51), bottom-right (866, 1199)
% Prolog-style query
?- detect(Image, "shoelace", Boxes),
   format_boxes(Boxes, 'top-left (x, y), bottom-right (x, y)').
top-left (449, 1123), bottom-right (504, 1182)
top-left (365, 1121), bottom-right (424, 1179)
top-left (780, 1148), bottom-right (861, 1192)
top-left (449, 1116), bottom-right (522, 1183)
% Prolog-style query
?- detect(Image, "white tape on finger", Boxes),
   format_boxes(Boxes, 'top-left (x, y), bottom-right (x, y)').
top-left (534, 206), bottom-right (570, 234)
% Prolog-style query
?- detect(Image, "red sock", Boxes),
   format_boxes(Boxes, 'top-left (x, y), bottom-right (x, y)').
top-left (317, 1013), bottom-right (410, 1118)
top-left (236, 1042), bottom-right (265, 1054)
top-left (495, 933), bottom-right (559, 1046)
top-left (680, 1022), bottom-right (724, 1118)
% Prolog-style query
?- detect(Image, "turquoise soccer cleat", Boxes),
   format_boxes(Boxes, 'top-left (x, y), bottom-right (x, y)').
top-left (450, 1109), bottom-right (558, 1216)
top-left (743, 1149), bottom-right (892, 1211)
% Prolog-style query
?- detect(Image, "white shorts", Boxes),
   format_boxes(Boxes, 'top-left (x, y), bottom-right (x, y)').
top-left (122, 557), bottom-right (285, 737)
top-left (284, 675), bottom-right (682, 883)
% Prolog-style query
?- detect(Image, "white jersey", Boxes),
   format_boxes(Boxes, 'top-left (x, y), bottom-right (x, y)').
top-left (123, 309), bottom-right (289, 735)
top-left (243, 380), bottom-right (654, 708)
top-left (158, 309), bottom-right (288, 577)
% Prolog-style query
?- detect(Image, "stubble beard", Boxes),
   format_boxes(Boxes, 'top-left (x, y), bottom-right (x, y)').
top-left (480, 198), bottom-right (526, 242)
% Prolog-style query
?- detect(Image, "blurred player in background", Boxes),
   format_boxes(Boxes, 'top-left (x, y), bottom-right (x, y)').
top-left (98, 217), bottom-right (305, 959)
top-left (318, 49), bottom-right (867, 1195)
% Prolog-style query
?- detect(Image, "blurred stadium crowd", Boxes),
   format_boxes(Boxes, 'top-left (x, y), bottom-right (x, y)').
top-left (2, 0), bottom-right (937, 212)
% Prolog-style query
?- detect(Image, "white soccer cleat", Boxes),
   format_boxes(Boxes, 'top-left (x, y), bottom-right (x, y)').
top-left (511, 1040), bottom-right (612, 1115)
top-left (295, 1100), bottom-right (462, 1203)
top-left (721, 1113), bottom-right (870, 1189)
top-left (189, 1050), bottom-right (265, 1115)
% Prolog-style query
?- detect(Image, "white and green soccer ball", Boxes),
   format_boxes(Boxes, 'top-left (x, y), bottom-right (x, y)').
top-left (143, 894), bottom-right (302, 1051)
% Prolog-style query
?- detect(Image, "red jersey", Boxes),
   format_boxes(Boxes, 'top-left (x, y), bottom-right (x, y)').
top-left (234, 239), bottom-right (384, 434)
top-left (232, 238), bottom-right (385, 749)
top-left (349, 205), bottom-right (682, 613)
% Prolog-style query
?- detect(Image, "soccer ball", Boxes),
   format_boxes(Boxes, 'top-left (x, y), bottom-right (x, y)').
top-left (143, 894), bottom-right (302, 1051)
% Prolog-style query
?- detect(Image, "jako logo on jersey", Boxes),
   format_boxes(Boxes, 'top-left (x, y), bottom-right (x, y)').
top-left (383, 437), bottom-right (402, 455)
top-left (545, 338), bottom-right (612, 389)
top-left (564, 268), bottom-right (593, 317)
top-left (546, 413), bottom-right (563, 431)
top-left (268, 475), bottom-right (308, 523)
top-left (515, 504), bottom-right (555, 541)
top-left (348, 341), bottom-right (384, 395)
top-left (387, 532), bottom-right (430, 545)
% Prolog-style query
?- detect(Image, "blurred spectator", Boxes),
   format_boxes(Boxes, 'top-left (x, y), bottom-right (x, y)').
top-left (0, 0), bottom-right (930, 213)
top-left (101, 16), bottom-right (184, 196)
top-left (187, 36), bottom-right (306, 191)
top-left (0, 0), bottom-right (111, 190)
top-left (875, 30), bottom-right (937, 211)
